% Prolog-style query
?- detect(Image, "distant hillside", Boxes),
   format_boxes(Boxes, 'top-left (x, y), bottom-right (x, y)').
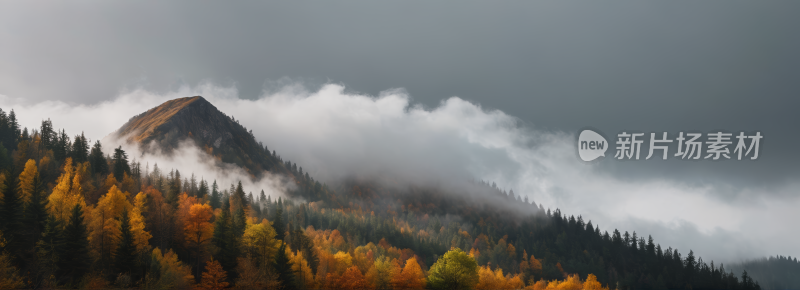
top-left (112, 96), bottom-right (285, 178)
top-left (100, 97), bottom-right (765, 290)
top-left (728, 256), bottom-right (800, 290)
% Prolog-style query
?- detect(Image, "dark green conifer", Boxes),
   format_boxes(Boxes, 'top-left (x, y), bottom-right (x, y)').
top-left (58, 204), bottom-right (90, 285)
top-left (273, 243), bottom-right (296, 290)
top-left (112, 146), bottom-right (131, 180)
top-left (114, 209), bottom-right (137, 275)
top-left (89, 141), bottom-right (109, 175)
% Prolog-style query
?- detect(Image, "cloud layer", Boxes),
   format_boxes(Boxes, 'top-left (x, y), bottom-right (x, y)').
top-left (2, 83), bottom-right (798, 264)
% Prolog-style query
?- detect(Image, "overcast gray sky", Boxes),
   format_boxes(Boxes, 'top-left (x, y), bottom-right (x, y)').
top-left (1, 1), bottom-right (798, 263)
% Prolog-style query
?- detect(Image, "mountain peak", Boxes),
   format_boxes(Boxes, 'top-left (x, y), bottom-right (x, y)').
top-left (113, 96), bottom-right (283, 177)
top-left (116, 96), bottom-right (208, 143)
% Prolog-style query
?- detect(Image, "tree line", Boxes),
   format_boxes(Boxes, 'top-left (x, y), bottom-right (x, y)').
top-left (0, 108), bottom-right (762, 289)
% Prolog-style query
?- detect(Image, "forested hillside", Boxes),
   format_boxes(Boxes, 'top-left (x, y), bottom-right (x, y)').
top-left (0, 105), bottom-right (767, 289)
top-left (728, 256), bottom-right (800, 290)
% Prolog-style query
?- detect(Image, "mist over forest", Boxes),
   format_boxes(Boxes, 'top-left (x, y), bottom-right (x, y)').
top-left (0, 95), bottom-right (791, 289)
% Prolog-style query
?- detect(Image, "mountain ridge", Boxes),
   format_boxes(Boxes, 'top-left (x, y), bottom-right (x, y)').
top-left (112, 96), bottom-right (285, 178)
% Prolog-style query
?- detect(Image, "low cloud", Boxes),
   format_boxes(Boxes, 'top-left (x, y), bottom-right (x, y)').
top-left (102, 137), bottom-right (294, 201)
top-left (2, 82), bottom-right (798, 264)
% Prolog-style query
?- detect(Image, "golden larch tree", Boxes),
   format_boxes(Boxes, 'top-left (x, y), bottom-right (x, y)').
top-left (200, 259), bottom-right (229, 290)
top-left (583, 274), bottom-right (609, 290)
top-left (131, 191), bottom-right (152, 254)
top-left (391, 256), bottom-right (426, 290)
top-left (241, 218), bottom-right (279, 269)
top-left (476, 265), bottom-right (510, 290)
top-left (149, 248), bottom-right (195, 289)
top-left (17, 159), bottom-right (38, 204)
top-left (87, 185), bottom-right (132, 265)
top-left (48, 158), bottom-right (87, 223)
top-left (288, 244), bottom-right (316, 289)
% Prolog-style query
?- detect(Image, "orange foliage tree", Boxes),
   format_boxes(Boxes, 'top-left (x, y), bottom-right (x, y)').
top-left (525, 274), bottom-right (609, 290)
top-left (174, 193), bottom-right (200, 249)
top-left (391, 256), bottom-right (426, 290)
top-left (476, 265), bottom-right (509, 290)
top-left (185, 202), bottom-right (214, 278)
top-left (338, 265), bottom-right (372, 290)
top-left (200, 259), bottom-right (229, 290)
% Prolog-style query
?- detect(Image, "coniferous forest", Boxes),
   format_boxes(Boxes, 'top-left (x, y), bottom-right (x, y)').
top-left (0, 107), bottom-right (766, 289)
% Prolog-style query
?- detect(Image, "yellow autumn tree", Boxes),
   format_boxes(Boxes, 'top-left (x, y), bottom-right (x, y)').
top-left (147, 248), bottom-right (195, 289)
top-left (87, 185), bottom-right (132, 265)
top-left (48, 158), bottom-right (87, 223)
top-left (391, 256), bottom-right (426, 290)
top-left (583, 274), bottom-right (608, 290)
top-left (553, 274), bottom-right (583, 290)
top-left (366, 256), bottom-right (397, 289)
top-left (288, 245), bottom-right (316, 289)
top-left (333, 251), bottom-right (354, 275)
top-left (17, 159), bottom-right (38, 204)
top-left (241, 218), bottom-right (280, 269)
top-left (476, 265), bottom-right (510, 290)
top-left (528, 279), bottom-right (548, 290)
top-left (120, 172), bottom-right (137, 195)
top-left (507, 274), bottom-right (525, 289)
top-left (131, 192), bottom-right (152, 254)
top-left (525, 274), bottom-right (600, 290)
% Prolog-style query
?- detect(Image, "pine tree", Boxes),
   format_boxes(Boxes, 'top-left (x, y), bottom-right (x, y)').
top-left (167, 170), bottom-right (181, 206)
top-left (0, 175), bottom-right (23, 256)
top-left (198, 179), bottom-right (209, 199)
top-left (54, 129), bottom-right (70, 162)
top-left (40, 119), bottom-right (55, 151)
top-left (22, 173), bottom-right (49, 252)
top-left (36, 214), bottom-right (63, 281)
top-left (115, 209), bottom-right (137, 275)
top-left (273, 243), bottom-right (296, 290)
top-left (89, 141), bottom-right (109, 175)
top-left (0, 143), bottom-right (9, 172)
top-left (58, 204), bottom-right (90, 284)
top-left (209, 180), bottom-right (221, 209)
top-left (212, 198), bottom-right (236, 272)
top-left (230, 181), bottom-right (247, 213)
top-left (112, 146), bottom-right (131, 180)
top-left (273, 206), bottom-right (286, 241)
top-left (233, 207), bottom-right (247, 239)
top-left (70, 132), bottom-right (90, 163)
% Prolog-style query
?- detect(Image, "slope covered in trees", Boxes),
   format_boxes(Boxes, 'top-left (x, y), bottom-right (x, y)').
top-left (0, 103), bottom-right (774, 289)
top-left (728, 256), bottom-right (800, 290)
